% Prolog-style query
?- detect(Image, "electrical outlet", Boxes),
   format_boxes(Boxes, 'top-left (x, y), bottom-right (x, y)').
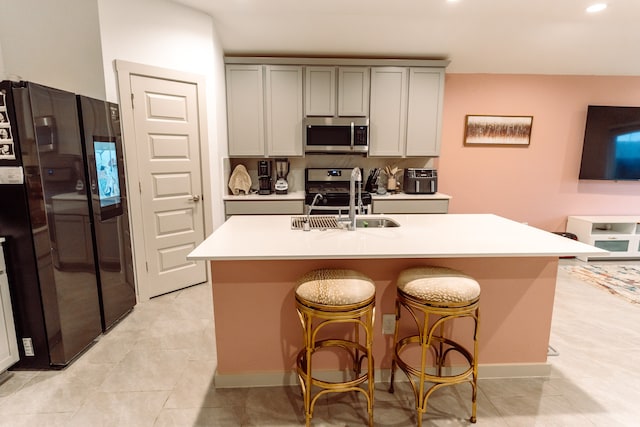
top-left (382, 314), bottom-right (396, 335)
top-left (22, 338), bottom-right (34, 356)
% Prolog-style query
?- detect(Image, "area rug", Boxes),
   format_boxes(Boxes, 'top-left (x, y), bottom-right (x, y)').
top-left (560, 264), bottom-right (640, 304)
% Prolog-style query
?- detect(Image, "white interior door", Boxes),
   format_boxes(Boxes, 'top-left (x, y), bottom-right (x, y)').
top-left (130, 75), bottom-right (207, 298)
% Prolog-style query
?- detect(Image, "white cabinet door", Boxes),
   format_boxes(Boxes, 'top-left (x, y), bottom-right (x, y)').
top-left (265, 66), bottom-right (303, 156)
top-left (338, 67), bottom-right (370, 117)
top-left (369, 67), bottom-right (408, 157)
top-left (226, 64), bottom-right (265, 156)
top-left (130, 75), bottom-right (208, 299)
top-left (372, 198), bottom-right (449, 214)
top-left (305, 66), bottom-right (369, 117)
top-left (305, 66), bottom-right (336, 116)
top-left (370, 67), bottom-right (445, 157)
top-left (406, 68), bottom-right (445, 156)
top-left (0, 244), bottom-right (19, 372)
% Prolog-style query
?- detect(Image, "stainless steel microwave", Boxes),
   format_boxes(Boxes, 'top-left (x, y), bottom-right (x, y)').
top-left (303, 117), bottom-right (369, 154)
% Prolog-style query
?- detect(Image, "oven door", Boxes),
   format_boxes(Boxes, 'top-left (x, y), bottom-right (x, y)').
top-left (304, 117), bottom-right (368, 154)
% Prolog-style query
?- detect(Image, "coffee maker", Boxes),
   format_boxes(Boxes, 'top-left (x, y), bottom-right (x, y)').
top-left (257, 160), bottom-right (272, 195)
top-left (274, 158), bottom-right (289, 195)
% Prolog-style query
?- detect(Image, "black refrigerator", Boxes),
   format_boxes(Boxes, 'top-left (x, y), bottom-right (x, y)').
top-left (0, 81), bottom-right (136, 369)
top-left (76, 95), bottom-right (136, 332)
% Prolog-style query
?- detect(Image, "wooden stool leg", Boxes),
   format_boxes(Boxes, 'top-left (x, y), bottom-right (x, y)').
top-left (436, 319), bottom-right (445, 376)
top-left (388, 299), bottom-right (401, 394)
top-left (354, 321), bottom-right (361, 376)
top-left (367, 307), bottom-right (375, 427)
top-left (470, 306), bottom-right (480, 423)
top-left (417, 311), bottom-right (430, 426)
top-left (299, 310), bottom-right (313, 426)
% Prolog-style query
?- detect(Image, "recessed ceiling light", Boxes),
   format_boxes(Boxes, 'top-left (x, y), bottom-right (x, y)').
top-left (586, 3), bottom-right (607, 13)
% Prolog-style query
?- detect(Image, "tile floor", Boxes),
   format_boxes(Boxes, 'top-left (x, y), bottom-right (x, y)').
top-left (0, 259), bottom-right (639, 426)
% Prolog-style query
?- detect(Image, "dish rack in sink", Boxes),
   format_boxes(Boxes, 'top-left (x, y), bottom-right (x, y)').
top-left (291, 216), bottom-right (341, 230)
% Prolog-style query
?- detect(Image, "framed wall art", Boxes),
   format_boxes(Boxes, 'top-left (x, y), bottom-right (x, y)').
top-left (464, 115), bottom-right (533, 146)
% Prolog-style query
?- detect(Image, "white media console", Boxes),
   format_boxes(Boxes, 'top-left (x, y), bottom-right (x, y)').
top-left (566, 216), bottom-right (640, 261)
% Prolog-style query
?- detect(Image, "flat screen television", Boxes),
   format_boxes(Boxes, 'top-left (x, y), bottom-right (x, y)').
top-left (579, 105), bottom-right (640, 181)
top-left (93, 137), bottom-right (122, 220)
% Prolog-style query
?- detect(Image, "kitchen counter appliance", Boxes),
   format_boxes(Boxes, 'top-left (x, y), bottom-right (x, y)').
top-left (303, 117), bottom-right (369, 154)
top-left (403, 168), bottom-right (438, 194)
top-left (274, 158), bottom-right (289, 195)
top-left (305, 168), bottom-right (371, 215)
top-left (257, 160), bottom-right (272, 195)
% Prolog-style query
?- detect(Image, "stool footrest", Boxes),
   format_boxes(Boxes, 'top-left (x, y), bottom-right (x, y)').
top-left (394, 334), bottom-right (474, 382)
top-left (296, 338), bottom-right (372, 389)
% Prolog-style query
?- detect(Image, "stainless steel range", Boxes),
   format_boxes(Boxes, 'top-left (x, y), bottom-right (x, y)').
top-left (304, 168), bottom-right (371, 215)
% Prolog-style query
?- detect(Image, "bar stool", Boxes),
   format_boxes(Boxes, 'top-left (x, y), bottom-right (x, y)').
top-left (389, 266), bottom-right (480, 425)
top-left (295, 268), bottom-right (376, 426)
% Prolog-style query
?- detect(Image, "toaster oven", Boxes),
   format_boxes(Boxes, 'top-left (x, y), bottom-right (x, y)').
top-left (403, 168), bottom-right (437, 194)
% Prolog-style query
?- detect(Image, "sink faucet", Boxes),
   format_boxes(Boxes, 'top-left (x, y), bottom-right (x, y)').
top-left (348, 167), bottom-right (362, 231)
top-left (306, 193), bottom-right (323, 223)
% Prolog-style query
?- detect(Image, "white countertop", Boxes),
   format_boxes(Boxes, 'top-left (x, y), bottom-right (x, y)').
top-left (371, 192), bottom-right (451, 200)
top-left (223, 191), bottom-right (451, 201)
top-left (223, 191), bottom-right (305, 201)
top-left (188, 213), bottom-right (607, 261)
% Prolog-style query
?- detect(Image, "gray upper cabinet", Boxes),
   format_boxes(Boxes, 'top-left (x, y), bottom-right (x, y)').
top-left (265, 66), bottom-right (304, 157)
top-left (226, 64), bottom-right (303, 157)
top-left (406, 68), bottom-right (445, 156)
top-left (225, 58), bottom-right (447, 158)
top-left (226, 64), bottom-right (265, 156)
top-left (305, 66), bottom-right (336, 117)
top-left (337, 67), bottom-right (370, 117)
top-left (305, 66), bottom-right (369, 117)
top-left (369, 67), bottom-right (445, 157)
top-left (369, 67), bottom-right (408, 157)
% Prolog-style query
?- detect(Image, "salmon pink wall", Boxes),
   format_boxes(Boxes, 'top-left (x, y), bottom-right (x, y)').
top-left (211, 256), bottom-right (558, 377)
top-left (438, 74), bottom-right (640, 232)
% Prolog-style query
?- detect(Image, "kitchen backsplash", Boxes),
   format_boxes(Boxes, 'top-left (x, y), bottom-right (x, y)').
top-left (226, 155), bottom-right (437, 194)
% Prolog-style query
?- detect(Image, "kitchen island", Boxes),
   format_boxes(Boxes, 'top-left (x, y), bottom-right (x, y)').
top-left (188, 214), bottom-right (606, 387)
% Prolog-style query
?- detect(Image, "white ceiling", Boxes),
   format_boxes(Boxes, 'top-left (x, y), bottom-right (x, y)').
top-left (170, 0), bottom-right (639, 75)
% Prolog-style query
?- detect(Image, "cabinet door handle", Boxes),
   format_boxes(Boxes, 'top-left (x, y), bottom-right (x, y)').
top-left (350, 121), bottom-right (354, 147)
top-left (190, 195), bottom-right (201, 202)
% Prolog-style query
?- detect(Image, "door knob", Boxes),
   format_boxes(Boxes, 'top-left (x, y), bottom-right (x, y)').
top-left (190, 195), bottom-right (201, 202)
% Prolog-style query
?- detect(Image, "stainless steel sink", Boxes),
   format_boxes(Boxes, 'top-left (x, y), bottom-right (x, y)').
top-left (356, 217), bottom-right (400, 228)
top-left (291, 216), bottom-right (400, 230)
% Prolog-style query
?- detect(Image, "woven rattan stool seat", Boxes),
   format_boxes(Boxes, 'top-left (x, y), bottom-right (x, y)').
top-left (397, 266), bottom-right (480, 304)
top-left (296, 268), bottom-right (375, 306)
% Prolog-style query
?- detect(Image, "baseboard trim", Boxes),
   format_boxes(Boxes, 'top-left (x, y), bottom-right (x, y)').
top-left (213, 362), bottom-right (552, 388)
